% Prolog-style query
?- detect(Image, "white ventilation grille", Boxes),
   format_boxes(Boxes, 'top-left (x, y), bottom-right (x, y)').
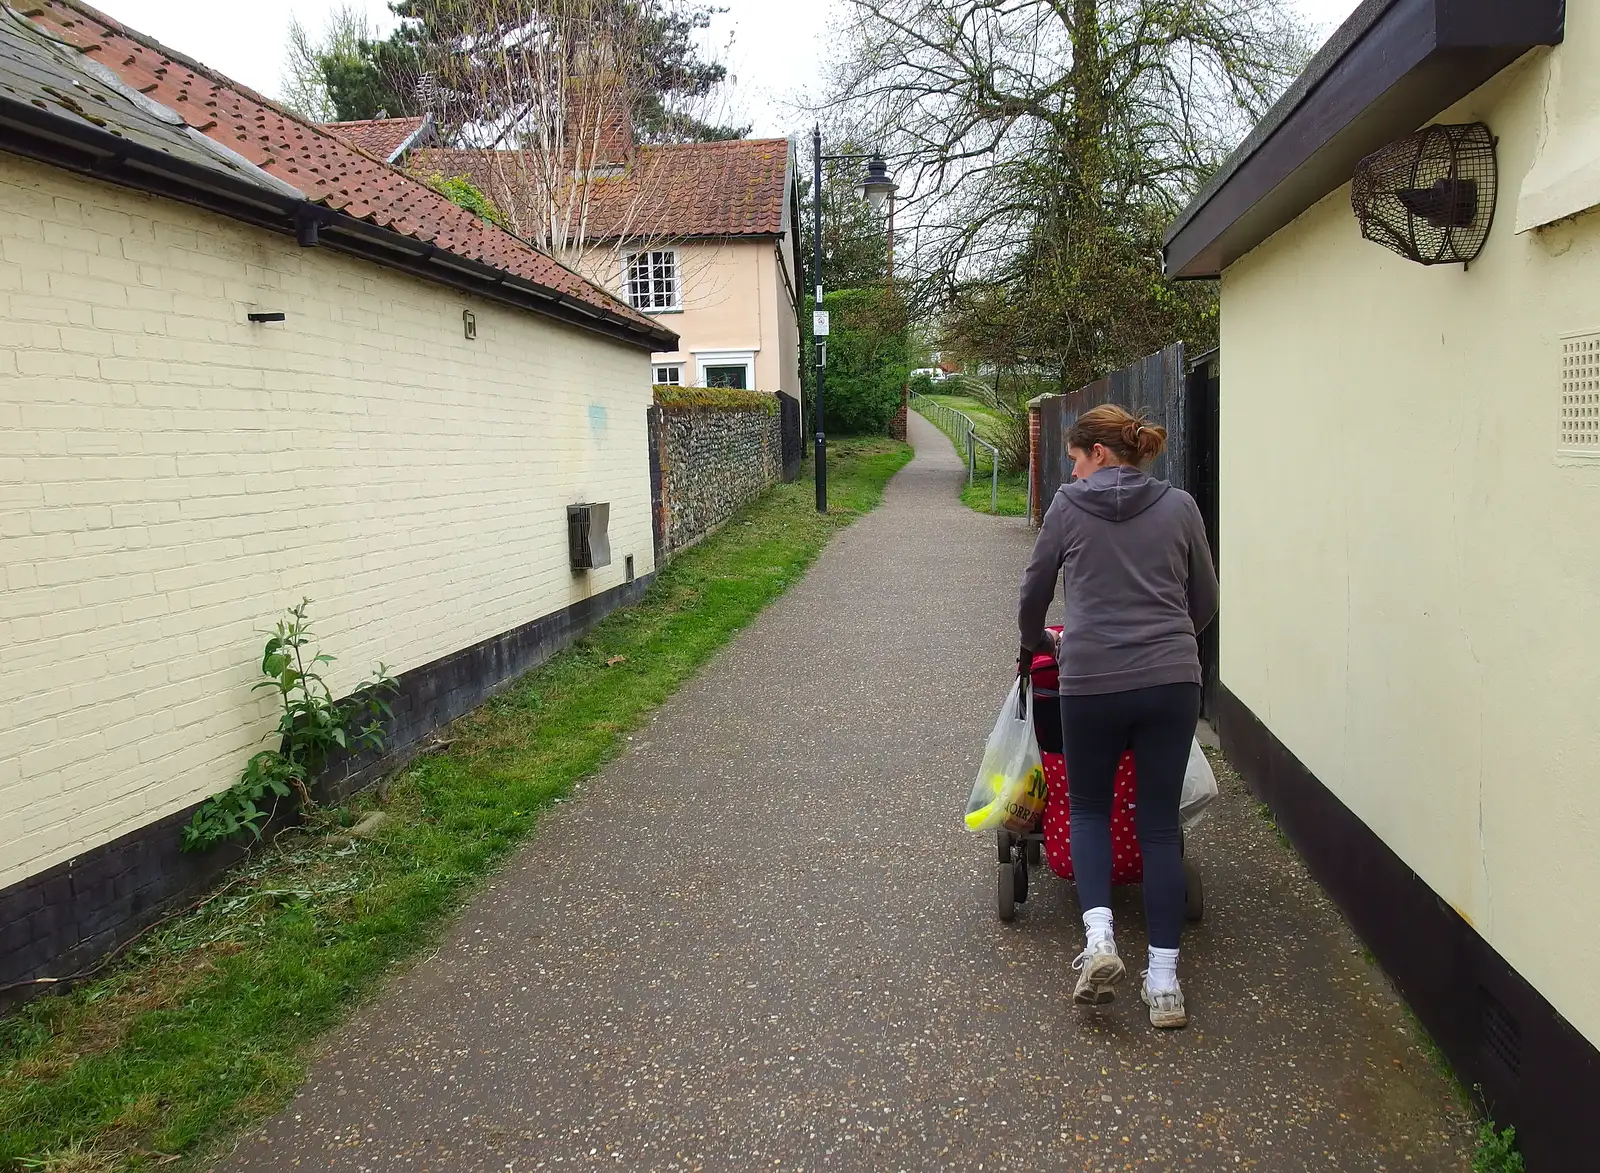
top-left (1561, 332), bottom-right (1600, 455)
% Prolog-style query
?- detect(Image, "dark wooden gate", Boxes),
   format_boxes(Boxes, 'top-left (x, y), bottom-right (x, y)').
top-left (1186, 349), bottom-right (1220, 715)
top-left (646, 405), bottom-right (664, 563)
top-left (778, 391), bottom-right (802, 483)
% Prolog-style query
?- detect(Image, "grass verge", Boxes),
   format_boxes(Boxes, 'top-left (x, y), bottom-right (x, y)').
top-left (0, 438), bottom-right (911, 1173)
top-left (959, 467), bottom-right (1029, 517)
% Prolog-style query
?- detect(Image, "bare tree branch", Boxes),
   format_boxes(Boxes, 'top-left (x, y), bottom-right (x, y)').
top-left (813, 0), bottom-right (1313, 385)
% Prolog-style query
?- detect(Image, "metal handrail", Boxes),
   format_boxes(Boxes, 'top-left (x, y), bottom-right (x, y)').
top-left (909, 390), bottom-right (1000, 513)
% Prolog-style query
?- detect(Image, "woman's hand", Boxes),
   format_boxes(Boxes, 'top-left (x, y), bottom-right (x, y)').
top-left (1020, 630), bottom-right (1061, 674)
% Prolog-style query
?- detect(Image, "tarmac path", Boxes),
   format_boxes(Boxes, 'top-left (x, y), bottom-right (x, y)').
top-left (213, 411), bottom-right (1473, 1172)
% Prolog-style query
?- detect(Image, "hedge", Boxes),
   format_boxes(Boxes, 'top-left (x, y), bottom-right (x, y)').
top-left (653, 386), bottom-right (780, 415)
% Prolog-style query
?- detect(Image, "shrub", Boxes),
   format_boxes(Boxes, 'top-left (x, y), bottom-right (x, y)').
top-left (654, 385), bottom-right (779, 414)
top-left (182, 600), bottom-right (397, 851)
top-left (908, 371), bottom-right (935, 397)
top-left (1473, 1123), bottom-right (1524, 1173)
top-left (424, 173), bottom-right (510, 230)
top-left (813, 287), bottom-right (910, 436)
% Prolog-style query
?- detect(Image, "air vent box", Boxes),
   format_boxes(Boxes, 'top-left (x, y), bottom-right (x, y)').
top-left (568, 503), bottom-right (611, 571)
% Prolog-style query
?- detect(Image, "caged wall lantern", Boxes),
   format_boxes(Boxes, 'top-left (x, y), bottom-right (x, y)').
top-left (1351, 122), bottom-right (1498, 268)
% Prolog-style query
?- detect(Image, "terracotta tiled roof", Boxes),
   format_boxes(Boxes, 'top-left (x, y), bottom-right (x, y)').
top-left (326, 114), bottom-right (432, 162)
top-left (17, 0), bottom-right (669, 345)
top-left (409, 137), bottom-right (793, 242)
top-left (0, 8), bottom-right (285, 197)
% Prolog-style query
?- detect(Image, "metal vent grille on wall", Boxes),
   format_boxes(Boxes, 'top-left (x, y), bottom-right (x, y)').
top-left (1479, 985), bottom-right (1523, 1078)
top-left (1560, 331), bottom-right (1600, 456)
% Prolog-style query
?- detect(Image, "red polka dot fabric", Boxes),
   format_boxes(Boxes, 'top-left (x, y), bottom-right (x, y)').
top-left (1042, 750), bottom-right (1144, 885)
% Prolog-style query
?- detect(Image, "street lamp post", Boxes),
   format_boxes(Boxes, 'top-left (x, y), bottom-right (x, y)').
top-left (811, 126), bottom-right (897, 514)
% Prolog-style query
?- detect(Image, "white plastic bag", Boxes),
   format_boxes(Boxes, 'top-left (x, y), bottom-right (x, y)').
top-left (1180, 737), bottom-right (1219, 828)
top-left (964, 679), bottom-right (1048, 834)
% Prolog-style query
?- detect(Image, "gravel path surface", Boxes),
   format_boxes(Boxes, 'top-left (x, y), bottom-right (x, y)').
top-left (212, 413), bottom-right (1473, 1172)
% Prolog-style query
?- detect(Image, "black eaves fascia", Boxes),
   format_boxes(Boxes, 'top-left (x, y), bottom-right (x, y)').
top-left (1162, 0), bottom-right (1565, 281)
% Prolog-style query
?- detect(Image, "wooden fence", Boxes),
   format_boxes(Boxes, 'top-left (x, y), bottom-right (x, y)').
top-left (1034, 342), bottom-right (1191, 513)
top-left (1031, 342), bottom-right (1221, 713)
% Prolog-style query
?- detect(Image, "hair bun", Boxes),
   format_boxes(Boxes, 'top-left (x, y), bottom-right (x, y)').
top-left (1066, 404), bottom-right (1169, 468)
top-left (1134, 421), bottom-right (1165, 461)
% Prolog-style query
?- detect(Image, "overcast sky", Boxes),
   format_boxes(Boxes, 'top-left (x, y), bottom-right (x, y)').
top-left (97, 0), bottom-right (1364, 137)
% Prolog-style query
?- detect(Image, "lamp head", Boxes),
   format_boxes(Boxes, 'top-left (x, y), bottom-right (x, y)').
top-left (862, 155), bottom-right (897, 213)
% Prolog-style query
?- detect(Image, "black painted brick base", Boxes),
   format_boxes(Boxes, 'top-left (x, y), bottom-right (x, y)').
top-left (0, 806), bottom-right (253, 1005)
top-left (1214, 683), bottom-right (1600, 1172)
top-left (1, 576), bottom-right (652, 1006)
top-left (319, 576), bottom-right (653, 799)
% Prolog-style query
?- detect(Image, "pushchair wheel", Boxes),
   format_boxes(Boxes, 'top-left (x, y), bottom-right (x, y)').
top-left (1025, 837), bottom-right (1041, 867)
top-left (1183, 857), bottom-right (1204, 922)
top-left (997, 861), bottom-right (1017, 922)
top-left (1014, 856), bottom-right (1030, 904)
top-left (997, 829), bottom-right (1014, 864)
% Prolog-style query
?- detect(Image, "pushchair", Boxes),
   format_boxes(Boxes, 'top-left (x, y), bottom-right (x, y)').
top-left (995, 628), bottom-right (1205, 923)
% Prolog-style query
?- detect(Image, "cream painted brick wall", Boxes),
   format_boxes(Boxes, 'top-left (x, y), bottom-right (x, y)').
top-left (0, 153), bottom-right (658, 889)
top-left (1215, 43), bottom-right (1600, 1043)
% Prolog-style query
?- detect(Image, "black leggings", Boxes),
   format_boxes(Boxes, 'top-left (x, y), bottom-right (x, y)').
top-left (1059, 683), bottom-right (1201, 950)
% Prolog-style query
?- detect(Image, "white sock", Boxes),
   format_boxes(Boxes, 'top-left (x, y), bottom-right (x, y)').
top-left (1082, 906), bottom-right (1114, 950)
top-left (1148, 946), bottom-right (1180, 992)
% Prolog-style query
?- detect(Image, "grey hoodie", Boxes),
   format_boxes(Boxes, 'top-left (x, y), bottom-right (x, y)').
top-left (1019, 466), bottom-right (1218, 696)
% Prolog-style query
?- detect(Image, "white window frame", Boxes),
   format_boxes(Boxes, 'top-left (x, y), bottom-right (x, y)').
top-left (692, 349), bottom-right (757, 390)
top-left (654, 364), bottom-right (682, 385)
top-left (623, 249), bottom-right (682, 313)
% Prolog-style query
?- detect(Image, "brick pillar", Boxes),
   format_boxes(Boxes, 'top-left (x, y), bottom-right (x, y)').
top-left (890, 384), bottom-right (909, 441)
top-left (1028, 403), bottom-right (1042, 527)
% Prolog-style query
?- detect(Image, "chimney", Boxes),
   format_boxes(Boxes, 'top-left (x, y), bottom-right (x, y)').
top-left (566, 72), bottom-right (635, 170)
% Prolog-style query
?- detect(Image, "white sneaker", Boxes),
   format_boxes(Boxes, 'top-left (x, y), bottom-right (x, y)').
top-left (1071, 938), bottom-right (1126, 1005)
top-left (1140, 973), bottom-right (1188, 1029)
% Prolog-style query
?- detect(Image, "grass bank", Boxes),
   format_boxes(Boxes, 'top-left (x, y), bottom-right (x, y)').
top-left (923, 391), bottom-right (1006, 432)
top-left (0, 438), bottom-right (911, 1173)
top-left (960, 467), bottom-right (1029, 516)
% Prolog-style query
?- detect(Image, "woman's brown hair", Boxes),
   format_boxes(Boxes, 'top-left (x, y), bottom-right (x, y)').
top-left (1066, 404), bottom-right (1167, 467)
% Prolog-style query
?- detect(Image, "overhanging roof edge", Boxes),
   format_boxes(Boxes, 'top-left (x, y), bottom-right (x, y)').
top-left (1162, 0), bottom-right (1564, 280)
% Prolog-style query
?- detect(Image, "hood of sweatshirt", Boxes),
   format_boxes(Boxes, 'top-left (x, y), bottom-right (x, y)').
top-left (1061, 465), bottom-right (1171, 521)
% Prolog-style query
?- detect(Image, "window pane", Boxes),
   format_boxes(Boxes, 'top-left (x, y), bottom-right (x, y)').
top-left (654, 251), bottom-right (677, 308)
top-left (655, 365), bottom-right (681, 385)
top-left (703, 365), bottom-right (747, 389)
top-left (626, 253), bottom-right (651, 309)
top-left (627, 250), bottom-right (678, 311)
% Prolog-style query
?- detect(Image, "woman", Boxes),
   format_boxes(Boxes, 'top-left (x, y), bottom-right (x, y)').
top-left (1017, 404), bottom-right (1218, 1029)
